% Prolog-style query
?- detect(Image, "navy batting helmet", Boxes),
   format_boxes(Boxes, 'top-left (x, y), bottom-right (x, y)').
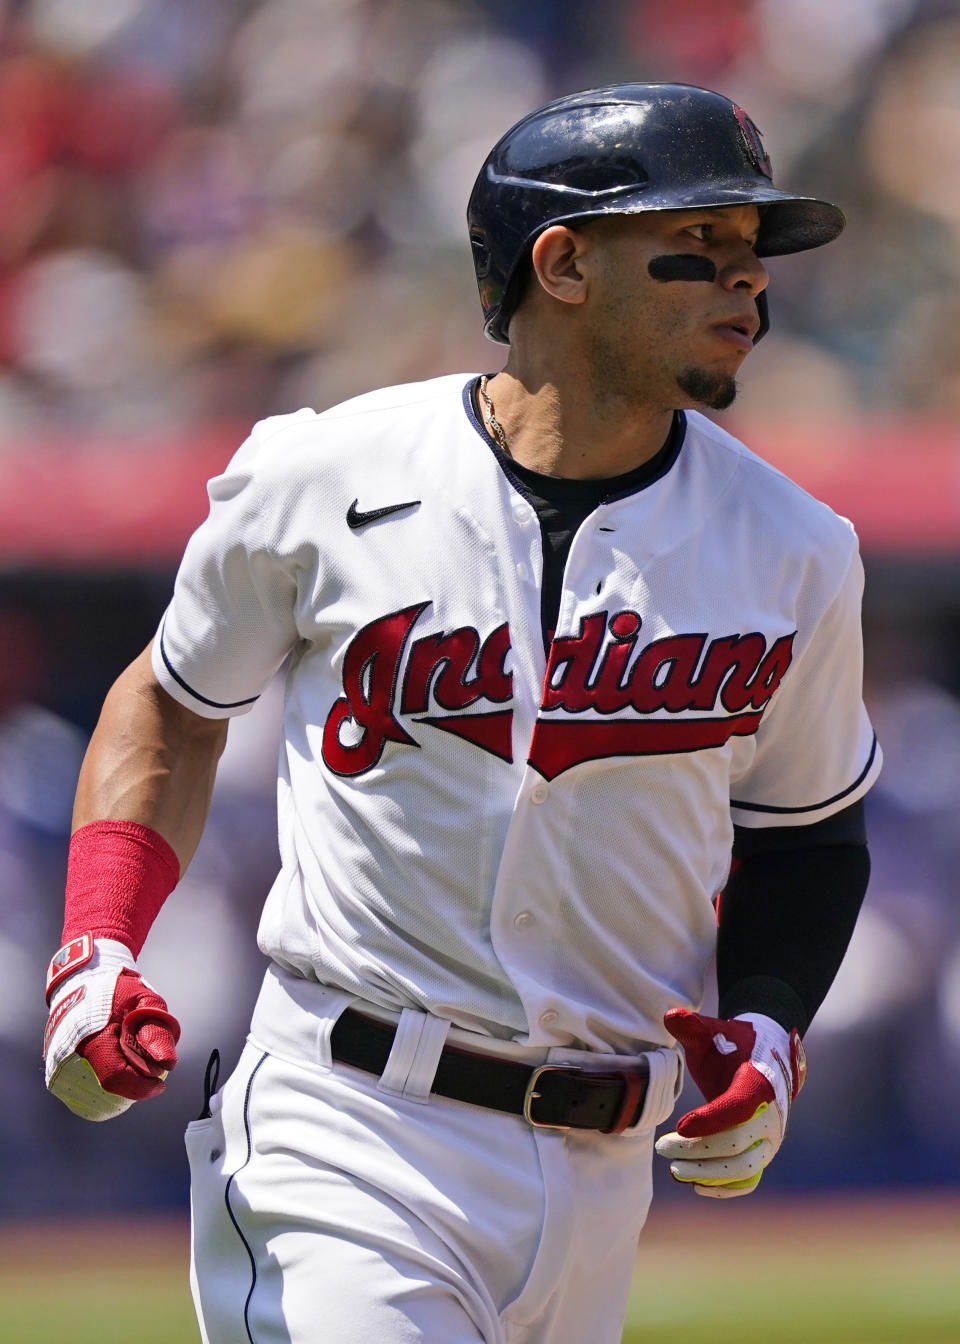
top-left (467, 82), bottom-right (845, 344)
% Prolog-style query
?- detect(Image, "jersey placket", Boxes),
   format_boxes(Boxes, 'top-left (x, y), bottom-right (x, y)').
top-left (488, 502), bottom-right (629, 1046)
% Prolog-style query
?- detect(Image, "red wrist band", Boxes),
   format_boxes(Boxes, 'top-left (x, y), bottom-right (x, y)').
top-left (62, 820), bottom-right (181, 958)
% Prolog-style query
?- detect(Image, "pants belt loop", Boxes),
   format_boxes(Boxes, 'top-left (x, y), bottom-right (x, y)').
top-left (377, 1008), bottom-right (451, 1103)
top-left (638, 1047), bottom-right (684, 1129)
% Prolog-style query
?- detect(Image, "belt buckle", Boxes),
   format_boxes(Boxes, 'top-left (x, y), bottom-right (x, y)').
top-left (523, 1063), bottom-right (581, 1129)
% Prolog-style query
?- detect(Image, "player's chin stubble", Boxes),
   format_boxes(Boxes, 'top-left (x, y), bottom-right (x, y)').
top-left (676, 366), bottom-right (739, 410)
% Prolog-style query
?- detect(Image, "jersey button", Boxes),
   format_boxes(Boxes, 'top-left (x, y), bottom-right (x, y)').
top-left (513, 911), bottom-right (532, 929)
top-left (530, 783), bottom-right (548, 804)
top-left (538, 1009), bottom-right (559, 1027)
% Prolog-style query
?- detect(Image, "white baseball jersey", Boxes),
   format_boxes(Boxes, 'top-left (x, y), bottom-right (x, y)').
top-left (151, 373), bottom-right (881, 1053)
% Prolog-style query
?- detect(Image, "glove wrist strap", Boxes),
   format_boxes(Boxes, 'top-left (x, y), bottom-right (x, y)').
top-left (61, 820), bottom-right (180, 962)
top-left (45, 934), bottom-right (137, 1003)
top-left (734, 1010), bottom-right (806, 1101)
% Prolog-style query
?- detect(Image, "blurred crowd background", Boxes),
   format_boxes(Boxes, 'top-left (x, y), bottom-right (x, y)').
top-left (2, 0), bottom-right (960, 1215)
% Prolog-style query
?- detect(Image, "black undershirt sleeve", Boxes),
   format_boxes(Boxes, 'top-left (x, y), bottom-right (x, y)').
top-left (718, 800), bottom-right (870, 1036)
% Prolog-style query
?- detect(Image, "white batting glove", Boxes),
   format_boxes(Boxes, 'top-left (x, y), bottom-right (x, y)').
top-left (43, 933), bottom-right (180, 1122)
top-left (654, 1008), bottom-right (805, 1198)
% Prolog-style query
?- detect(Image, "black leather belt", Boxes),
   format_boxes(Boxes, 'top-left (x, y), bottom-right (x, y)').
top-left (330, 1008), bottom-right (650, 1133)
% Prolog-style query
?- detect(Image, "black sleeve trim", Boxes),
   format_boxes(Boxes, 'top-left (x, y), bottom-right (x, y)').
top-left (730, 733), bottom-right (878, 815)
top-left (733, 799), bottom-right (866, 858)
top-left (159, 621), bottom-right (259, 710)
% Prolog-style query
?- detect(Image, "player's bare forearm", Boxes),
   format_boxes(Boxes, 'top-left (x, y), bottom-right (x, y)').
top-left (72, 642), bottom-right (228, 874)
top-left (44, 644), bottom-right (224, 1119)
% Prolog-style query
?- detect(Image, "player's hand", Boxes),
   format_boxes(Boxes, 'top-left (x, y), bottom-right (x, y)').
top-left (654, 1008), bottom-right (805, 1198)
top-left (43, 933), bottom-right (180, 1122)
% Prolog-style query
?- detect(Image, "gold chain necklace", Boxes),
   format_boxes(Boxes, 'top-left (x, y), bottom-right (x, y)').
top-left (478, 374), bottom-right (508, 453)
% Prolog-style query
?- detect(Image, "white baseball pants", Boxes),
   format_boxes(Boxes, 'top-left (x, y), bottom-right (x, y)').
top-left (186, 966), bottom-right (682, 1344)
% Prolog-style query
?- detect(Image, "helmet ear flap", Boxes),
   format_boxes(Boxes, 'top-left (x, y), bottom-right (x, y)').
top-left (753, 290), bottom-right (769, 343)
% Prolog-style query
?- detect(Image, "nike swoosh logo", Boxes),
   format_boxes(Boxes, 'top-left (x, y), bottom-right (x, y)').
top-left (346, 498), bottom-right (421, 529)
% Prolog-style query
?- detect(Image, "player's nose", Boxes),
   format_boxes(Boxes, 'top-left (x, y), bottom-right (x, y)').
top-left (720, 243), bottom-right (769, 298)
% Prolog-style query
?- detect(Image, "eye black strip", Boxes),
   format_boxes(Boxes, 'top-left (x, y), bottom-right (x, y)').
top-left (647, 255), bottom-right (717, 282)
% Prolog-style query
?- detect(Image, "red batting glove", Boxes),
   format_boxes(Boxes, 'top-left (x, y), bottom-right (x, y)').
top-left (43, 934), bottom-right (180, 1122)
top-left (654, 1008), bottom-right (806, 1198)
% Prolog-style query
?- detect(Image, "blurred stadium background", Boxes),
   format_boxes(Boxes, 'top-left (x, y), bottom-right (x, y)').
top-left (1, 0), bottom-right (958, 1339)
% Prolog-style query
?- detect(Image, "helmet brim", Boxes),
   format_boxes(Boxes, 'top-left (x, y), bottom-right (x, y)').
top-left (547, 187), bottom-right (846, 256)
top-left (484, 191), bottom-right (844, 342)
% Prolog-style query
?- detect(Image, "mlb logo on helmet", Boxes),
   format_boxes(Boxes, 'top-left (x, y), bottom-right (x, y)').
top-left (732, 104), bottom-right (773, 179)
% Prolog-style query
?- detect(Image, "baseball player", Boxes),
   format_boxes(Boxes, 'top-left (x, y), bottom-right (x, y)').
top-left (43, 84), bottom-right (880, 1344)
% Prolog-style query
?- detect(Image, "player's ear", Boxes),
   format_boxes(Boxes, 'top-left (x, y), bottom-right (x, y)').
top-left (530, 225), bottom-right (590, 307)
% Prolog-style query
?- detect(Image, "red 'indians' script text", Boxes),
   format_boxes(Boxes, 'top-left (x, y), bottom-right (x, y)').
top-left (321, 604), bottom-right (795, 779)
